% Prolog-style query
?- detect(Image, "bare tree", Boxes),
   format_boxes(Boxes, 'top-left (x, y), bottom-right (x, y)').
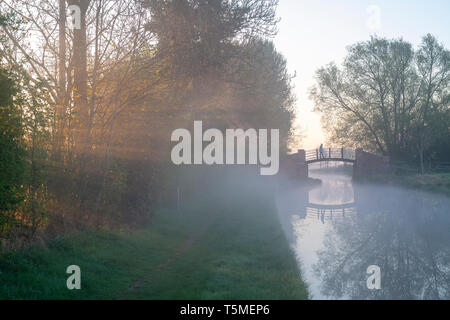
top-left (310, 35), bottom-right (449, 169)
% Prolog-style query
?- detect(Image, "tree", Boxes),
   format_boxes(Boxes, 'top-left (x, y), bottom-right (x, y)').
top-left (224, 39), bottom-right (295, 152)
top-left (68, 0), bottom-right (90, 157)
top-left (414, 34), bottom-right (450, 173)
top-left (0, 0), bottom-right (297, 237)
top-left (310, 35), bottom-right (450, 171)
top-left (0, 67), bottom-right (24, 214)
top-left (143, 0), bottom-right (279, 79)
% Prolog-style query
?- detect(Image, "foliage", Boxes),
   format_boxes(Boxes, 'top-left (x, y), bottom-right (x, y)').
top-left (311, 35), bottom-right (450, 172)
top-left (0, 1), bottom-right (297, 244)
top-left (0, 173), bottom-right (308, 299)
top-left (0, 67), bottom-right (24, 215)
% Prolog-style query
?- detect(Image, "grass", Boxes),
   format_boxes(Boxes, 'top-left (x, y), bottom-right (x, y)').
top-left (359, 172), bottom-right (450, 196)
top-left (0, 179), bottom-right (308, 300)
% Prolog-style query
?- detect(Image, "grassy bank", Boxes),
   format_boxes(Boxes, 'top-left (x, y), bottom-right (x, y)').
top-left (359, 172), bottom-right (450, 196)
top-left (0, 179), bottom-right (308, 299)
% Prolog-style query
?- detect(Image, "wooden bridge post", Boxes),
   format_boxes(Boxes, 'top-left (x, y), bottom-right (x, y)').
top-left (353, 148), bottom-right (390, 179)
top-left (297, 149), bottom-right (308, 178)
top-left (280, 149), bottom-right (308, 179)
top-left (341, 147), bottom-right (344, 159)
top-left (316, 149), bottom-right (318, 160)
top-left (329, 148), bottom-right (331, 159)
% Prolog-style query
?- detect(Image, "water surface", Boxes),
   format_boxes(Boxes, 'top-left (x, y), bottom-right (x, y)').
top-left (276, 168), bottom-right (450, 300)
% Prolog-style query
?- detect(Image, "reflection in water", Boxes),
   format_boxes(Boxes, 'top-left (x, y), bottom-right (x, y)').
top-left (276, 169), bottom-right (450, 300)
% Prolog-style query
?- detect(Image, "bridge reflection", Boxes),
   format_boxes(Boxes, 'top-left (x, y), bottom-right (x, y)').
top-left (278, 172), bottom-right (450, 299)
top-left (305, 202), bottom-right (357, 223)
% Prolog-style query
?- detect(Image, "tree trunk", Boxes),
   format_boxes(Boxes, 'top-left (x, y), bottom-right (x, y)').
top-left (55, 0), bottom-right (67, 163)
top-left (68, 0), bottom-right (91, 207)
top-left (58, 0), bottom-right (67, 98)
top-left (69, 0), bottom-right (90, 157)
top-left (417, 140), bottom-right (424, 175)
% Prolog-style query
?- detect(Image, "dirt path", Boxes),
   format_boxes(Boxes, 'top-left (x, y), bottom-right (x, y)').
top-left (118, 215), bottom-right (216, 299)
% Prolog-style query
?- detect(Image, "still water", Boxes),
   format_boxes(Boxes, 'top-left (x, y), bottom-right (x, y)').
top-left (276, 167), bottom-right (450, 300)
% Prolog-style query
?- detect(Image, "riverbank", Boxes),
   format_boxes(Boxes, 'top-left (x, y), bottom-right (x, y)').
top-left (0, 179), bottom-right (308, 299)
top-left (358, 172), bottom-right (450, 196)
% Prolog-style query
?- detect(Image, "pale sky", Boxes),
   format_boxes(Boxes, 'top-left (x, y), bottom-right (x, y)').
top-left (274, 0), bottom-right (450, 150)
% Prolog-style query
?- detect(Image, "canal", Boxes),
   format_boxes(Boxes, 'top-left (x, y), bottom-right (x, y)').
top-left (276, 165), bottom-right (450, 299)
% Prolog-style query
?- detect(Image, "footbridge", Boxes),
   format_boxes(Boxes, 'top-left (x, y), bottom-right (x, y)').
top-left (305, 148), bottom-right (355, 164)
top-left (281, 147), bottom-right (389, 179)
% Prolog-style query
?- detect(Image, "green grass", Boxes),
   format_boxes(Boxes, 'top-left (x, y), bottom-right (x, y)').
top-left (360, 172), bottom-right (450, 196)
top-left (0, 181), bottom-right (308, 300)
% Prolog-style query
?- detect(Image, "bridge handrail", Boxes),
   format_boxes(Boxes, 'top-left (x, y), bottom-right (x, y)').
top-left (305, 147), bottom-right (355, 162)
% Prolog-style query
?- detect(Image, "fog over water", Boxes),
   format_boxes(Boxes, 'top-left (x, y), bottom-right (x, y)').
top-left (276, 166), bottom-right (450, 300)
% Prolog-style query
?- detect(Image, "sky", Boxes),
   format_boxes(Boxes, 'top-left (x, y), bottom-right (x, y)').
top-left (274, 0), bottom-right (450, 150)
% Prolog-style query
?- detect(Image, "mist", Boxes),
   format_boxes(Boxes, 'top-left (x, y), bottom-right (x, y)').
top-left (0, 0), bottom-right (448, 304)
top-left (277, 165), bottom-right (450, 300)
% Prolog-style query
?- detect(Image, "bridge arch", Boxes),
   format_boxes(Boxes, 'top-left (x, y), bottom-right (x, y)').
top-left (281, 148), bottom-right (389, 179)
top-left (305, 148), bottom-right (355, 165)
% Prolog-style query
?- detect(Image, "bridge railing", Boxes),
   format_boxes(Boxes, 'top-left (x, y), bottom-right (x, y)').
top-left (305, 147), bottom-right (355, 162)
top-left (306, 206), bottom-right (357, 220)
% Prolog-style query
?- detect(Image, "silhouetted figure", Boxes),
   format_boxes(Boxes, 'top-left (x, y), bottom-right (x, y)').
top-left (319, 144), bottom-right (325, 159)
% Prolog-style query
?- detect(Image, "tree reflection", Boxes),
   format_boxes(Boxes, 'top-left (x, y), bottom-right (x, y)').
top-left (313, 186), bottom-right (450, 300)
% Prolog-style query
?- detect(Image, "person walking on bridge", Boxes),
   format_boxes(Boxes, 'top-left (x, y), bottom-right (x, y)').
top-left (319, 144), bottom-right (325, 159)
